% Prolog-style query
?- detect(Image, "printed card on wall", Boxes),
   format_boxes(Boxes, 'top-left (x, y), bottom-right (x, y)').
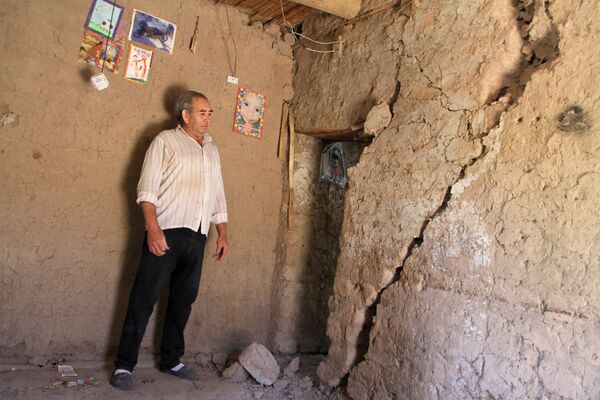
top-left (129, 9), bottom-right (177, 54)
top-left (78, 29), bottom-right (124, 73)
top-left (84, 0), bottom-right (124, 39)
top-left (233, 87), bottom-right (266, 140)
top-left (124, 44), bottom-right (153, 84)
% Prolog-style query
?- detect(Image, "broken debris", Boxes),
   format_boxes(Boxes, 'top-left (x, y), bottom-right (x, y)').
top-left (238, 342), bottom-right (280, 385)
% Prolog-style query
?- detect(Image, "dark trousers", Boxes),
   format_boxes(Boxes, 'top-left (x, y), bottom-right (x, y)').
top-left (115, 228), bottom-right (207, 372)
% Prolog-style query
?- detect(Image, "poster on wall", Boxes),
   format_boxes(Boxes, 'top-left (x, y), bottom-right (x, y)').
top-left (124, 44), bottom-right (153, 84)
top-left (78, 29), bottom-right (124, 73)
top-left (233, 87), bottom-right (266, 140)
top-left (84, 0), bottom-right (124, 39)
top-left (128, 9), bottom-right (177, 54)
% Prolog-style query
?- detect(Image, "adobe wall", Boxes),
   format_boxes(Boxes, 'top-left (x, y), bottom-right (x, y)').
top-left (0, 0), bottom-right (292, 364)
top-left (293, 0), bottom-right (600, 398)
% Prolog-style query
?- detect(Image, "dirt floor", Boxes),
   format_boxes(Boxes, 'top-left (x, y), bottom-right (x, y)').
top-left (0, 357), bottom-right (340, 400)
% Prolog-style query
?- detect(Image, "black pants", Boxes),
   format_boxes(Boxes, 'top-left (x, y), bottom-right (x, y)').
top-left (115, 228), bottom-right (207, 372)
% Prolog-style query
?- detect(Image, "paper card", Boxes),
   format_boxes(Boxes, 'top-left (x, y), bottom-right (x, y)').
top-left (78, 29), bottom-right (124, 73)
top-left (233, 87), bottom-right (266, 140)
top-left (57, 365), bottom-right (78, 377)
top-left (124, 44), bottom-right (153, 84)
top-left (129, 9), bottom-right (177, 54)
top-left (84, 0), bottom-right (125, 39)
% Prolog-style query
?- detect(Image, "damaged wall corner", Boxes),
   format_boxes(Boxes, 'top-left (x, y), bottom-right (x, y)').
top-left (292, 0), bottom-right (600, 398)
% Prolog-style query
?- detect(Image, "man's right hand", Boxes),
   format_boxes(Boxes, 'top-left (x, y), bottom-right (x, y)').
top-left (147, 225), bottom-right (170, 256)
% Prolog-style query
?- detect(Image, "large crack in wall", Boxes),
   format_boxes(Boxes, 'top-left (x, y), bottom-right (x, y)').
top-left (343, 1), bottom-right (600, 398)
top-left (292, 0), bottom-right (600, 398)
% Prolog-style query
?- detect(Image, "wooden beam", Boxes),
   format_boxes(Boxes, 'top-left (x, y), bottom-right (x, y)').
top-left (290, 0), bottom-right (361, 19)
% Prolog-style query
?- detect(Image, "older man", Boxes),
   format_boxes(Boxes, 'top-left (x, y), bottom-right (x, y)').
top-left (111, 91), bottom-right (229, 391)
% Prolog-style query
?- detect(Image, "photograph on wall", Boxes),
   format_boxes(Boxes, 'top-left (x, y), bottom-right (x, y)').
top-left (233, 87), bottom-right (266, 140)
top-left (129, 9), bottom-right (177, 54)
top-left (123, 44), bottom-right (153, 84)
top-left (84, 0), bottom-right (124, 39)
top-left (78, 29), bottom-right (124, 73)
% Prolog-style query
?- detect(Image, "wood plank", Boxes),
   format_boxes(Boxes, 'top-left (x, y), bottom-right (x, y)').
top-left (291, 0), bottom-right (361, 19)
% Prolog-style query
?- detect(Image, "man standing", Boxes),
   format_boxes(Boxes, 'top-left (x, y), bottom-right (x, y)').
top-left (111, 91), bottom-right (228, 391)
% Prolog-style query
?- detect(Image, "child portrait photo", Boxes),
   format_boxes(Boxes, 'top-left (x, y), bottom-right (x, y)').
top-left (233, 87), bottom-right (266, 140)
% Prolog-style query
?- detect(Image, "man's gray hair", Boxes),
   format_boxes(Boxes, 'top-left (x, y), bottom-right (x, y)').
top-left (175, 90), bottom-right (208, 125)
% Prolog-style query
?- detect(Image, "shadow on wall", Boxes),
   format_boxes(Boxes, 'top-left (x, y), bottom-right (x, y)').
top-left (104, 84), bottom-right (187, 367)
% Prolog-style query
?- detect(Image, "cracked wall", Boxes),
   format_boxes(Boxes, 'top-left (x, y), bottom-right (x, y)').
top-left (293, 0), bottom-right (600, 398)
top-left (0, 0), bottom-right (293, 364)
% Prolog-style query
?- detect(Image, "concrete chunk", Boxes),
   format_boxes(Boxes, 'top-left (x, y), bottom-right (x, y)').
top-left (222, 362), bottom-right (249, 383)
top-left (238, 343), bottom-right (280, 385)
top-left (284, 357), bottom-right (300, 377)
top-left (364, 103), bottom-right (392, 136)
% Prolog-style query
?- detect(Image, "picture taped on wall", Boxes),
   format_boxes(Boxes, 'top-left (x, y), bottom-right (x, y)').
top-left (84, 0), bottom-right (124, 39)
top-left (124, 44), bottom-right (153, 84)
top-left (129, 9), bottom-right (177, 54)
top-left (78, 29), bottom-right (124, 73)
top-left (233, 87), bottom-right (266, 140)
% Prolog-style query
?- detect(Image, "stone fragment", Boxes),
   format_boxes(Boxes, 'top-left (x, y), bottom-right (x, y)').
top-left (195, 352), bottom-right (212, 366)
top-left (0, 111), bottom-right (19, 128)
top-left (238, 342), bottom-right (280, 385)
top-left (222, 362), bottom-right (249, 383)
top-left (284, 357), bottom-right (300, 377)
top-left (273, 379), bottom-right (289, 390)
top-left (211, 352), bottom-right (228, 369)
top-left (363, 103), bottom-right (392, 136)
top-left (300, 375), bottom-right (313, 389)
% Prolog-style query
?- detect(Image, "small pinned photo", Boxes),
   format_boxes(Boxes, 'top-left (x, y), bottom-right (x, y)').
top-left (129, 9), bottom-right (177, 54)
top-left (84, 0), bottom-right (124, 39)
top-left (124, 44), bottom-right (153, 84)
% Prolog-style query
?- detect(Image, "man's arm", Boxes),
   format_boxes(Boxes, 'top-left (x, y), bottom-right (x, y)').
top-left (213, 222), bottom-right (228, 261)
top-left (141, 201), bottom-right (170, 256)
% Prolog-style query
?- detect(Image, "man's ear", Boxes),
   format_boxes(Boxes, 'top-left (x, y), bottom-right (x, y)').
top-left (181, 109), bottom-right (190, 124)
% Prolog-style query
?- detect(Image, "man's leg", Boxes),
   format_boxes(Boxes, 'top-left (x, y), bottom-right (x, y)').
top-left (159, 228), bottom-right (207, 371)
top-left (114, 234), bottom-right (177, 372)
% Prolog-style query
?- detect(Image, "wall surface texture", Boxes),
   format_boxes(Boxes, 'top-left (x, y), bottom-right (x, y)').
top-left (293, 0), bottom-right (600, 398)
top-left (0, 0), bottom-right (293, 364)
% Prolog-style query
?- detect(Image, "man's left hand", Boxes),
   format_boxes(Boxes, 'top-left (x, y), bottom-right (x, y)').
top-left (213, 234), bottom-right (228, 261)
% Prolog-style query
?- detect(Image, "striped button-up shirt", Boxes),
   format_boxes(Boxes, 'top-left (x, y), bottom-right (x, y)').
top-left (136, 126), bottom-right (227, 235)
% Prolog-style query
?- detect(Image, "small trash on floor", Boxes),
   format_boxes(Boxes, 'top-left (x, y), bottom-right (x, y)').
top-left (57, 365), bottom-right (77, 377)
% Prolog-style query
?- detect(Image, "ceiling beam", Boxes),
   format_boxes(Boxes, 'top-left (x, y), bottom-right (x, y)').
top-left (290, 0), bottom-right (361, 19)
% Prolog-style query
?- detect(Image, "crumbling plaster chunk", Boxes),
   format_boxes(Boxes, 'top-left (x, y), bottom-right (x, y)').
top-left (238, 343), bottom-right (280, 385)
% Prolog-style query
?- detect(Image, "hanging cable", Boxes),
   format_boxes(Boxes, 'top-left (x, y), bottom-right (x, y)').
top-left (224, 6), bottom-right (238, 77)
top-left (279, 0), bottom-right (340, 53)
top-left (100, 0), bottom-right (117, 73)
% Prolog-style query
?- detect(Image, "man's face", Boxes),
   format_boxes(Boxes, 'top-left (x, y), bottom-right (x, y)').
top-left (183, 96), bottom-right (213, 135)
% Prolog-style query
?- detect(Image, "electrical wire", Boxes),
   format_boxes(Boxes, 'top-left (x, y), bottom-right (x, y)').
top-left (279, 0), bottom-right (339, 53)
top-left (100, 0), bottom-right (117, 73)
top-left (279, 0), bottom-right (416, 54)
top-left (224, 6), bottom-right (238, 77)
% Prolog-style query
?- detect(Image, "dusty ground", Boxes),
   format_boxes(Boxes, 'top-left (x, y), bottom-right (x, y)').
top-left (0, 357), bottom-right (339, 400)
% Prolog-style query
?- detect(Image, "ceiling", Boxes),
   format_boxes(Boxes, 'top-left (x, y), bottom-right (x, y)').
top-left (215, 0), bottom-right (322, 26)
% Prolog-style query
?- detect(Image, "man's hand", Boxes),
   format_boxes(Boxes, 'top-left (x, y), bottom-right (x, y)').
top-left (213, 234), bottom-right (228, 261)
top-left (147, 225), bottom-right (170, 256)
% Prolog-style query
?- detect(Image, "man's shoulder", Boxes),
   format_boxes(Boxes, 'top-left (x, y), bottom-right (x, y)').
top-left (155, 127), bottom-right (180, 140)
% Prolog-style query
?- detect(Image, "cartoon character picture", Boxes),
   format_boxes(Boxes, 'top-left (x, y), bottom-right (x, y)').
top-left (233, 87), bottom-right (266, 140)
top-left (78, 29), bottom-right (124, 73)
top-left (84, 0), bottom-right (124, 39)
top-left (124, 44), bottom-right (153, 84)
top-left (129, 10), bottom-right (177, 54)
